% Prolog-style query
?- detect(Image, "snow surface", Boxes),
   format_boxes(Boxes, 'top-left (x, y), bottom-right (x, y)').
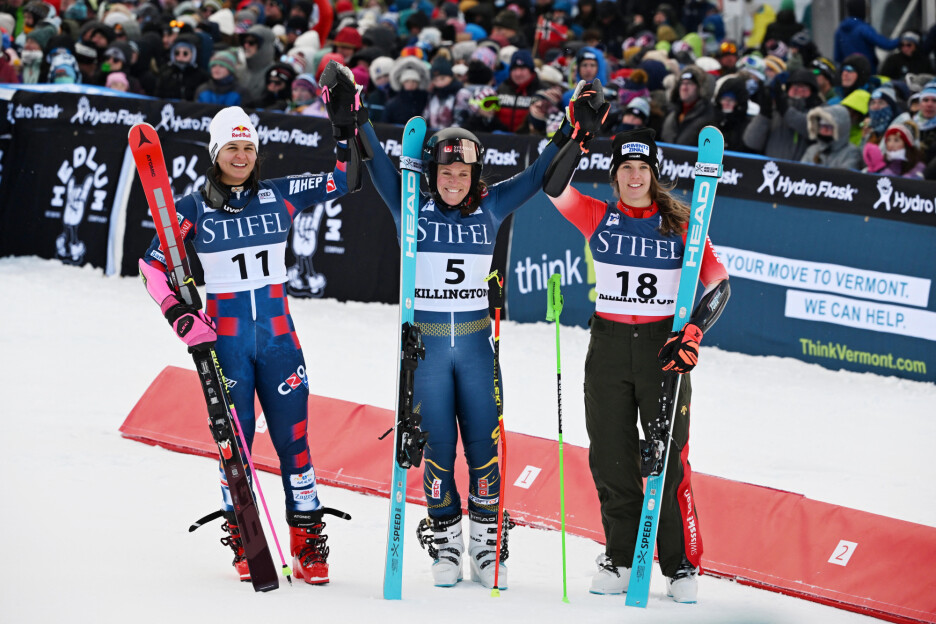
top-left (2, 257), bottom-right (933, 623)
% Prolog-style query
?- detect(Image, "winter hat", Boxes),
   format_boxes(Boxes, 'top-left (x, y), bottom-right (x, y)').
top-left (764, 55), bottom-right (786, 74)
top-left (788, 67), bottom-right (819, 93)
top-left (811, 57), bottom-right (836, 83)
top-left (737, 54), bottom-right (766, 81)
top-left (900, 31), bottom-right (921, 45)
top-left (105, 71), bottom-right (129, 88)
top-left (73, 41), bottom-right (99, 64)
top-left (465, 23), bottom-right (487, 41)
top-left (884, 117), bottom-right (920, 149)
top-left (210, 8), bottom-right (236, 36)
top-left (208, 107), bottom-right (259, 163)
top-left (841, 88), bottom-right (870, 115)
top-left (369, 56), bottom-right (393, 83)
top-left (431, 56), bottom-right (453, 78)
top-left (619, 68), bottom-right (650, 105)
top-left (465, 59), bottom-right (494, 85)
top-left (470, 45), bottom-right (497, 70)
top-left (26, 25), bottom-right (55, 51)
top-left (870, 85), bottom-right (898, 111)
top-left (351, 65), bottom-right (370, 90)
top-left (845, 0), bottom-right (865, 20)
top-left (399, 68), bottom-right (422, 84)
top-left (862, 142), bottom-right (886, 173)
top-left (922, 81), bottom-right (936, 98)
top-left (266, 62), bottom-right (297, 84)
top-left (492, 9), bottom-right (520, 32)
top-left (624, 96), bottom-right (650, 120)
top-left (332, 26), bottom-right (362, 50)
top-left (537, 64), bottom-right (563, 87)
top-left (499, 45), bottom-right (518, 66)
top-left (611, 127), bottom-right (661, 179)
top-left (292, 73), bottom-right (318, 92)
top-left (509, 48), bottom-right (534, 71)
top-left (285, 16), bottom-right (309, 36)
top-left (209, 49), bottom-right (238, 75)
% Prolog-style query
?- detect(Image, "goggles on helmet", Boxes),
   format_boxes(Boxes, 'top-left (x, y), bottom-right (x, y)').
top-left (432, 138), bottom-right (482, 165)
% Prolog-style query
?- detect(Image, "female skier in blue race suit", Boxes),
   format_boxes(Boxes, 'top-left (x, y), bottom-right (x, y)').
top-left (139, 105), bottom-right (355, 586)
top-left (359, 104), bottom-right (594, 589)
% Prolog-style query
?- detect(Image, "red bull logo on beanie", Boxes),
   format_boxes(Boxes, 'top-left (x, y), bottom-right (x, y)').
top-left (231, 125), bottom-right (252, 139)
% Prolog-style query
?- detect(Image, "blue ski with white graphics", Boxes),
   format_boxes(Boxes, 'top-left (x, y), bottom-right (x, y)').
top-left (625, 126), bottom-right (724, 608)
top-left (383, 116), bottom-right (429, 600)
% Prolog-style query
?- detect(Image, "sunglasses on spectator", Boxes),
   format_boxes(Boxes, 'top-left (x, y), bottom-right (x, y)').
top-left (243, 38), bottom-right (259, 47)
top-left (900, 42), bottom-right (915, 48)
top-left (842, 65), bottom-right (856, 73)
top-left (719, 42), bottom-right (737, 55)
top-left (174, 49), bottom-right (192, 58)
top-left (268, 78), bottom-right (285, 86)
top-left (169, 20), bottom-right (185, 29)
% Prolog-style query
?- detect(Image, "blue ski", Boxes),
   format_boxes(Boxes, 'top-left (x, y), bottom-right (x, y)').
top-left (383, 116), bottom-right (428, 600)
top-left (625, 126), bottom-right (724, 608)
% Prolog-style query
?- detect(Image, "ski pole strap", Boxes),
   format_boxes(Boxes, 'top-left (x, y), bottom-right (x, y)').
top-left (546, 273), bottom-right (563, 321)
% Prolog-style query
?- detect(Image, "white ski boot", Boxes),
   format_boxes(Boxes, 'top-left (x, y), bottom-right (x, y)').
top-left (416, 515), bottom-right (464, 587)
top-left (589, 553), bottom-right (630, 594)
top-left (665, 558), bottom-right (699, 603)
top-left (468, 514), bottom-right (511, 590)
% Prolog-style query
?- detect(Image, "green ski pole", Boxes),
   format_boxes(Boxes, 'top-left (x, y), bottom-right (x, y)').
top-left (546, 273), bottom-right (570, 603)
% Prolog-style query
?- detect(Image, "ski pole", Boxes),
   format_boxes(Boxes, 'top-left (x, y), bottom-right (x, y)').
top-left (485, 270), bottom-right (507, 597)
top-left (546, 273), bottom-right (569, 603)
top-left (216, 360), bottom-right (293, 585)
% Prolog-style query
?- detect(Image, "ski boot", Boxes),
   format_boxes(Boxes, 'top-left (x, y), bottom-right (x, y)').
top-left (467, 512), bottom-right (513, 590)
top-left (666, 556), bottom-right (699, 603)
top-left (220, 510), bottom-right (250, 582)
top-left (287, 509), bottom-right (331, 584)
top-left (416, 514), bottom-right (464, 587)
top-left (589, 553), bottom-right (629, 594)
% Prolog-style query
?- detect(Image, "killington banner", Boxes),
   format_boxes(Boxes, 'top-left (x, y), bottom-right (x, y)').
top-left (0, 89), bottom-right (933, 381)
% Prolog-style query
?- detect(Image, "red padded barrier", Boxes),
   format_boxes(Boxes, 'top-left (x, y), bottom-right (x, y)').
top-left (121, 367), bottom-right (936, 623)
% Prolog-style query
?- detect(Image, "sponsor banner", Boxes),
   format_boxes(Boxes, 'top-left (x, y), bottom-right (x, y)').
top-left (785, 290), bottom-right (936, 341)
top-left (717, 246), bottom-right (931, 307)
top-left (0, 90), bottom-right (125, 269)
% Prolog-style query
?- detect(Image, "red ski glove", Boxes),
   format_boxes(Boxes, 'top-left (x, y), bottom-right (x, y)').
top-left (658, 323), bottom-right (703, 374)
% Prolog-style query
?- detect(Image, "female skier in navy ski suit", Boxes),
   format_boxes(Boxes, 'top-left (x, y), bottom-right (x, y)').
top-left (139, 106), bottom-right (352, 586)
top-left (359, 111), bottom-right (586, 589)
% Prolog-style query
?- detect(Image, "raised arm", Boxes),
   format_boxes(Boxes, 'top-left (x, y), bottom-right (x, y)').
top-left (361, 121), bottom-right (403, 229)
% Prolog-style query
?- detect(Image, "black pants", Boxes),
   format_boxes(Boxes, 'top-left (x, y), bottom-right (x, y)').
top-left (583, 314), bottom-right (699, 576)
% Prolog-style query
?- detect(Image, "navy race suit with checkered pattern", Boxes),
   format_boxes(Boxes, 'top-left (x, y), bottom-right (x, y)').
top-left (142, 163), bottom-right (348, 513)
top-left (363, 122), bottom-right (559, 521)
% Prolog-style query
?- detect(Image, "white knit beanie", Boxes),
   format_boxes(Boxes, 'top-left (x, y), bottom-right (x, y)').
top-left (208, 107), bottom-right (259, 163)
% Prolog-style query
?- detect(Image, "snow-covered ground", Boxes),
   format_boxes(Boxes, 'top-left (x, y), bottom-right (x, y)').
top-left (2, 257), bottom-right (933, 623)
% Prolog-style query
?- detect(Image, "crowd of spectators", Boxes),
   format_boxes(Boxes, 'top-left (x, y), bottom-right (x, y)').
top-left (2, 0), bottom-right (936, 179)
